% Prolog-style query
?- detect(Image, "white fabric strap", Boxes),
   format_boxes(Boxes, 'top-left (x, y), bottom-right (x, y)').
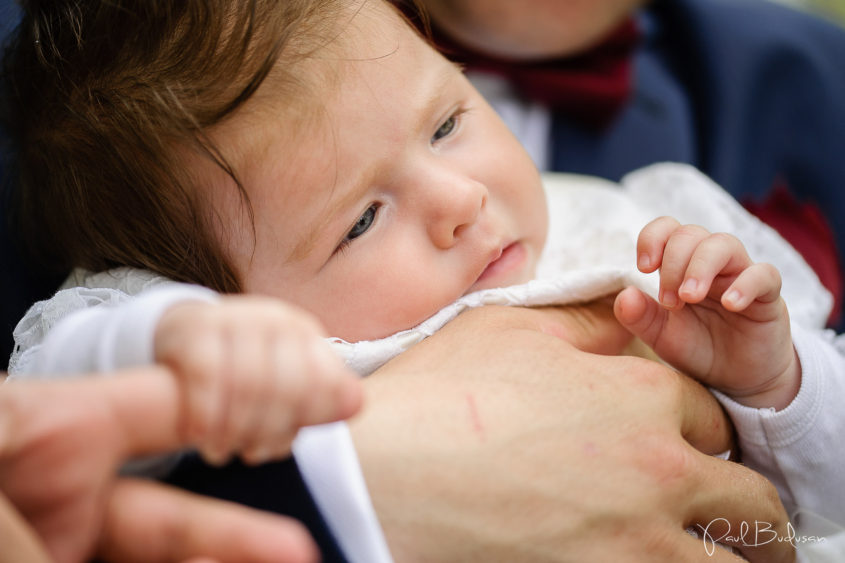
top-left (293, 422), bottom-right (394, 563)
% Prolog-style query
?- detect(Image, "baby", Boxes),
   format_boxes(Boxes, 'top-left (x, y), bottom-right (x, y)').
top-left (3, 0), bottom-right (822, 493)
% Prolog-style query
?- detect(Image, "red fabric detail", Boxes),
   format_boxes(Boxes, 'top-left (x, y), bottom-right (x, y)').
top-left (743, 185), bottom-right (844, 326)
top-left (428, 18), bottom-right (641, 130)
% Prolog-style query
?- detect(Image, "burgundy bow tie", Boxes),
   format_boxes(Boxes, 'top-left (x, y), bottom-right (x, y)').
top-left (428, 18), bottom-right (641, 130)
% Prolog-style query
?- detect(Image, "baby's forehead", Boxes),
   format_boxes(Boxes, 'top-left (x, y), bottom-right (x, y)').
top-left (205, 0), bottom-right (452, 202)
top-left (236, 1), bottom-right (435, 138)
top-left (245, 1), bottom-right (410, 114)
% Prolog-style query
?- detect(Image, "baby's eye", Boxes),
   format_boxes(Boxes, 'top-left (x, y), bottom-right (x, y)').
top-left (343, 204), bottom-right (379, 244)
top-left (432, 115), bottom-right (457, 142)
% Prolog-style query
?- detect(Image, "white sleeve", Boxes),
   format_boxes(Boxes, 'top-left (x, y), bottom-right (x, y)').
top-left (5, 279), bottom-right (220, 477)
top-left (714, 324), bottom-right (845, 531)
top-left (8, 283), bottom-right (218, 377)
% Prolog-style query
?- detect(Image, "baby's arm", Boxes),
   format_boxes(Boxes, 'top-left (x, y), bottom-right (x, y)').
top-left (10, 281), bottom-right (362, 467)
top-left (715, 325), bottom-right (845, 528)
top-left (9, 283), bottom-right (220, 376)
top-left (614, 216), bottom-right (799, 409)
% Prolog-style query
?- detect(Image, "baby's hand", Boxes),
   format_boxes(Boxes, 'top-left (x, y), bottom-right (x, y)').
top-left (154, 295), bottom-right (362, 465)
top-left (613, 217), bottom-right (800, 409)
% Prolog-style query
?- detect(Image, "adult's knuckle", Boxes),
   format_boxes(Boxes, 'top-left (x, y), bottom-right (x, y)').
top-left (747, 469), bottom-right (786, 513)
top-left (634, 523), bottom-right (687, 561)
top-left (621, 355), bottom-right (678, 391)
top-left (639, 437), bottom-right (697, 489)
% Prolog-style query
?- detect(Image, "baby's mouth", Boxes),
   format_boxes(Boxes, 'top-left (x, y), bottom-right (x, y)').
top-left (473, 241), bottom-right (524, 289)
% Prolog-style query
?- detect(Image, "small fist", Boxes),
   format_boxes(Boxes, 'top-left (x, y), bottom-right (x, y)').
top-left (154, 295), bottom-right (362, 465)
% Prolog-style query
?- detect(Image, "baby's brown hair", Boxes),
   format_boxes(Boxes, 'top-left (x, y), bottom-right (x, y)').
top-left (3, 0), bottom-right (344, 292)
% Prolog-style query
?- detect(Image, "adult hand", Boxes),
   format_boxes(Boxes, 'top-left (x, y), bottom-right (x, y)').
top-left (0, 367), bottom-right (358, 563)
top-left (350, 303), bottom-right (793, 562)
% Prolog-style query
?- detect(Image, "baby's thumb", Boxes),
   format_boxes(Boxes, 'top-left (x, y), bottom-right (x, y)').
top-left (613, 286), bottom-right (665, 349)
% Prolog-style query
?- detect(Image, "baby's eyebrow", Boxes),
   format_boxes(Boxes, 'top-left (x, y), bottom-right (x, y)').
top-left (287, 169), bottom-right (376, 262)
top-left (288, 222), bottom-right (323, 263)
top-left (410, 62), bottom-right (461, 134)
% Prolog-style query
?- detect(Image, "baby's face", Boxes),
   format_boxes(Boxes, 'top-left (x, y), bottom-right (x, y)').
top-left (207, 0), bottom-right (548, 342)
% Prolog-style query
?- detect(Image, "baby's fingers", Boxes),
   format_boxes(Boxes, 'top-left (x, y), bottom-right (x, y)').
top-left (155, 302), bottom-right (233, 464)
top-left (721, 262), bottom-right (782, 313)
top-left (676, 232), bottom-right (753, 304)
top-left (241, 334), bottom-right (362, 465)
top-left (237, 335), bottom-right (304, 465)
top-left (636, 216), bottom-right (682, 273)
top-left (647, 222), bottom-right (712, 310)
top-left (203, 327), bottom-right (268, 464)
top-left (296, 337), bottom-right (363, 425)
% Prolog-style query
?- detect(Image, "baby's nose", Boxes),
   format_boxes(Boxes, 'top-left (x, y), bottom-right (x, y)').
top-left (426, 176), bottom-right (487, 249)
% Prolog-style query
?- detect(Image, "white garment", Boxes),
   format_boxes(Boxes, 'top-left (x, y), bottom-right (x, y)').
top-left (8, 163), bottom-right (843, 561)
top-left (9, 268), bottom-right (217, 375)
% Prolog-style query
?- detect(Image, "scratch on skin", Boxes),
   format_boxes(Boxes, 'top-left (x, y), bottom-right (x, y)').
top-left (465, 392), bottom-right (485, 441)
top-left (582, 441), bottom-right (599, 457)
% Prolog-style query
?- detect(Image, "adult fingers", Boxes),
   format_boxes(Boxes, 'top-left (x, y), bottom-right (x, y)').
top-left (100, 368), bottom-right (190, 459)
top-left (684, 455), bottom-right (795, 563)
top-left (649, 359), bottom-right (735, 456)
top-left (1, 368), bottom-right (185, 461)
top-left (97, 478), bottom-right (318, 563)
top-left (0, 493), bottom-right (52, 563)
top-left (674, 529), bottom-right (751, 562)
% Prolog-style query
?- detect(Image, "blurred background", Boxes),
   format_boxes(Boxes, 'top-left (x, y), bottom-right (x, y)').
top-left (774, 0), bottom-right (845, 24)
